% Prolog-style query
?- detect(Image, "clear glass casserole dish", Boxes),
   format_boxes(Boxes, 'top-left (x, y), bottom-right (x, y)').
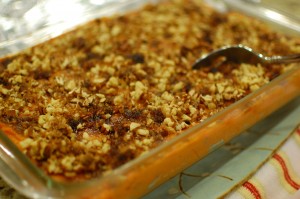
top-left (0, 0), bottom-right (299, 198)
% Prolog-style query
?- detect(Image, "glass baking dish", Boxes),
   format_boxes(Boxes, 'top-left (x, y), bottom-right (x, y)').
top-left (0, 0), bottom-right (299, 198)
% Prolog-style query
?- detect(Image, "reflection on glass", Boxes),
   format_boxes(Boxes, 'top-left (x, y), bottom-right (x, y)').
top-left (0, 0), bottom-right (89, 43)
top-left (0, 0), bottom-right (128, 56)
top-left (0, 0), bottom-right (40, 42)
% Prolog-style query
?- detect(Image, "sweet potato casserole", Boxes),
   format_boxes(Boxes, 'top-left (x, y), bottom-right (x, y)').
top-left (0, 0), bottom-right (299, 180)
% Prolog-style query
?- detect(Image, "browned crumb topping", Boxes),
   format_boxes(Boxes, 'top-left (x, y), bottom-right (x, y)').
top-left (0, 0), bottom-right (299, 180)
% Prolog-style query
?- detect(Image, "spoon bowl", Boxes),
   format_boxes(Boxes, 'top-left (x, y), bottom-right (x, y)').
top-left (192, 44), bottom-right (300, 69)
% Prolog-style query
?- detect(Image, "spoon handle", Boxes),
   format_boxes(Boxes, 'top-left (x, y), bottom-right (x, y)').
top-left (266, 54), bottom-right (300, 64)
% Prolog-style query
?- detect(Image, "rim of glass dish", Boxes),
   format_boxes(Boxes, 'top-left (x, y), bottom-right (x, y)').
top-left (0, 0), bottom-right (299, 198)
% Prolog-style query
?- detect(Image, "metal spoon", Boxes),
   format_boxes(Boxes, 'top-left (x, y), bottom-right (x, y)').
top-left (192, 44), bottom-right (300, 69)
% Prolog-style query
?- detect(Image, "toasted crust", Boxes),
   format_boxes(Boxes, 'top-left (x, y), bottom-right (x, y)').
top-left (0, 0), bottom-right (299, 181)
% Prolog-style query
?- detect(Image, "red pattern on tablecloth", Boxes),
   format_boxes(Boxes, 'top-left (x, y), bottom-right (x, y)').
top-left (242, 181), bottom-right (262, 199)
top-left (273, 153), bottom-right (300, 190)
top-left (225, 125), bottom-right (300, 199)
